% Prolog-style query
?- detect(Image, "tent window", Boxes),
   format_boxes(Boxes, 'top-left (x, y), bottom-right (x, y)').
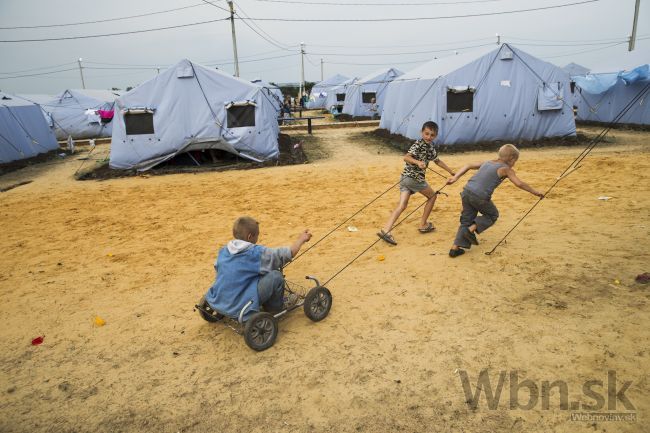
top-left (447, 89), bottom-right (474, 113)
top-left (362, 92), bottom-right (376, 103)
top-left (570, 81), bottom-right (576, 94)
top-left (227, 105), bottom-right (256, 128)
top-left (336, 93), bottom-right (346, 102)
top-left (125, 112), bottom-right (154, 135)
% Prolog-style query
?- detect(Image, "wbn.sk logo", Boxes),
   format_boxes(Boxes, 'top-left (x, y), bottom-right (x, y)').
top-left (458, 370), bottom-right (636, 421)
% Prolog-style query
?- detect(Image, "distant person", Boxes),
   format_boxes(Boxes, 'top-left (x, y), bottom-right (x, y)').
top-left (377, 121), bottom-right (455, 246)
top-left (446, 144), bottom-right (544, 257)
top-left (281, 97), bottom-right (292, 124)
top-left (369, 97), bottom-right (379, 120)
top-left (202, 216), bottom-right (312, 319)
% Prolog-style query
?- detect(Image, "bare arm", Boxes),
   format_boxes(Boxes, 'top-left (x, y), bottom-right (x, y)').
top-left (434, 158), bottom-right (455, 175)
top-left (447, 161), bottom-right (483, 184)
top-left (404, 153), bottom-right (425, 169)
top-left (502, 167), bottom-right (544, 198)
top-left (290, 229), bottom-right (313, 257)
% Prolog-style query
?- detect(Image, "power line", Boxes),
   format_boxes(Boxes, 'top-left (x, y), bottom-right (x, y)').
top-left (0, 68), bottom-right (79, 80)
top-left (233, 1), bottom-right (295, 49)
top-left (253, 0), bottom-right (510, 5)
top-left (308, 42), bottom-right (495, 56)
top-left (0, 62), bottom-right (77, 75)
top-left (0, 2), bottom-right (208, 30)
top-left (308, 37), bottom-right (494, 49)
top-left (236, 0), bottom-right (600, 21)
top-left (0, 17), bottom-right (229, 43)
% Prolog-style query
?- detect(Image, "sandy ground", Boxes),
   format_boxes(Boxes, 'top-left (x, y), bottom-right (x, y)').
top-left (0, 126), bottom-right (649, 433)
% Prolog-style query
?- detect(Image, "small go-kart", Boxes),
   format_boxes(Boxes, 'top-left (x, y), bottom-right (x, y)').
top-left (195, 276), bottom-right (332, 351)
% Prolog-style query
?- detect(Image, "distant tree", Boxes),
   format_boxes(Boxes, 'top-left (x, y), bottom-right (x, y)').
top-left (126, 86), bottom-right (134, 91)
top-left (111, 87), bottom-right (121, 91)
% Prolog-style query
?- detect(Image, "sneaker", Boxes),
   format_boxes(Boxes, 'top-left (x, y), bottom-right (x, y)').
top-left (463, 227), bottom-right (479, 246)
top-left (449, 248), bottom-right (465, 258)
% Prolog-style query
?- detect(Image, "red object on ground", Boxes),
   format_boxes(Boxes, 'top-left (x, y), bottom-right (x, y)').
top-left (31, 336), bottom-right (44, 345)
top-left (636, 273), bottom-right (650, 284)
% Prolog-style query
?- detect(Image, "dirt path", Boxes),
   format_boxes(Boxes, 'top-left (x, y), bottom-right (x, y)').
top-left (0, 126), bottom-right (648, 433)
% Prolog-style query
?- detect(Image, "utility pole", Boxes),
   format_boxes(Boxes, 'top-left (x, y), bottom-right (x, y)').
top-left (228, 1), bottom-right (240, 77)
top-left (320, 58), bottom-right (324, 81)
top-left (496, 33), bottom-right (501, 45)
top-left (628, 0), bottom-right (640, 51)
top-left (77, 58), bottom-right (86, 89)
top-left (299, 42), bottom-right (305, 99)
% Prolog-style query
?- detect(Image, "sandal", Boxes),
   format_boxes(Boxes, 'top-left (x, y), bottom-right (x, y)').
top-left (418, 222), bottom-right (435, 233)
top-left (377, 230), bottom-right (397, 245)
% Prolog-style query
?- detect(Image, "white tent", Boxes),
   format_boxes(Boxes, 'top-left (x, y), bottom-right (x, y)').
top-left (0, 92), bottom-right (59, 163)
top-left (306, 74), bottom-right (349, 109)
top-left (324, 77), bottom-right (358, 113)
top-left (573, 64), bottom-right (650, 125)
top-left (38, 89), bottom-right (120, 140)
top-left (110, 59), bottom-right (280, 171)
top-left (342, 68), bottom-right (403, 118)
top-left (380, 44), bottom-right (576, 144)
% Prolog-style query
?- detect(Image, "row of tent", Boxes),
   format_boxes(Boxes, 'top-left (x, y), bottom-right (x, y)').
top-left (309, 44), bottom-right (648, 145)
top-left (1, 44), bottom-right (647, 168)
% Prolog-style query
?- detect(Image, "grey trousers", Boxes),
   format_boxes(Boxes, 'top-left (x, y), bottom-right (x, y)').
top-left (453, 189), bottom-right (499, 248)
top-left (257, 270), bottom-right (285, 312)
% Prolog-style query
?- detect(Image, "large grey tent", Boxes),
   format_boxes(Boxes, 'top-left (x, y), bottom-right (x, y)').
top-left (342, 68), bottom-right (403, 118)
top-left (324, 77), bottom-right (358, 113)
top-left (380, 44), bottom-right (576, 144)
top-left (0, 92), bottom-right (59, 163)
top-left (572, 64), bottom-right (650, 125)
top-left (306, 74), bottom-right (350, 109)
top-left (110, 59), bottom-right (281, 171)
top-left (39, 89), bottom-right (120, 140)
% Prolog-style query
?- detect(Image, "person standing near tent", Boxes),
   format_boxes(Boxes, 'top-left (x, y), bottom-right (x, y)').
top-left (446, 144), bottom-right (544, 257)
top-left (377, 121), bottom-right (455, 245)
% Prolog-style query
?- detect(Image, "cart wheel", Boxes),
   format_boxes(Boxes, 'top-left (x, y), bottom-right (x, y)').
top-left (244, 312), bottom-right (278, 351)
top-left (197, 296), bottom-right (223, 323)
top-left (304, 286), bottom-right (332, 322)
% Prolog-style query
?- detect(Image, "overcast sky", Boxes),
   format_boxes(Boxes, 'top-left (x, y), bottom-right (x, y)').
top-left (0, 0), bottom-right (648, 94)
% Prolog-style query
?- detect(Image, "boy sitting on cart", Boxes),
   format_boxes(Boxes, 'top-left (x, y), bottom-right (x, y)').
top-left (204, 216), bottom-right (312, 320)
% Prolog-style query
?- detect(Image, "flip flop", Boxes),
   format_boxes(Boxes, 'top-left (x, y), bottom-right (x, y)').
top-left (418, 222), bottom-right (436, 233)
top-left (377, 230), bottom-right (397, 245)
top-left (449, 248), bottom-right (465, 258)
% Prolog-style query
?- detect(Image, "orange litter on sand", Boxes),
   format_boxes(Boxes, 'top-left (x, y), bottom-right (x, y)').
top-left (94, 316), bottom-right (106, 327)
top-left (31, 336), bottom-right (44, 346)
top-left (377, 255), bottom-right (385, 261)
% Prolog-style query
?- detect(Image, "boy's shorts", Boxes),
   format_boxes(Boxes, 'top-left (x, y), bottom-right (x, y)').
top-left (399, 175), bottom-right (429, 194)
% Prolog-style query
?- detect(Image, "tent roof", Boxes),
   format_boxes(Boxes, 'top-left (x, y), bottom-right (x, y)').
top-left (562, 62), bottom-right (591, 76)
top-left (251, 78), bottom-right (280, 89)
top-left (58, 89), bottom-right (121, 102)
top-left (397, 45), bottom-right (499, 81)
top-left (312, 73), bottom-right (350, 89)
top-left (357, 67), bottom-right (403, 85)
top-left (13, 94), bottom-right (56, 105)
top-left (0, 92), bottom-right (40, 107)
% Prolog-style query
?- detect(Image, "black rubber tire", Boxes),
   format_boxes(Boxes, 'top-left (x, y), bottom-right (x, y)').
top-left (197, 296), bottom-right (223, 323)
top-left (303, 286), bottom-right (332, 322)
top-left (244, 312), bottom-right (278, 351)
